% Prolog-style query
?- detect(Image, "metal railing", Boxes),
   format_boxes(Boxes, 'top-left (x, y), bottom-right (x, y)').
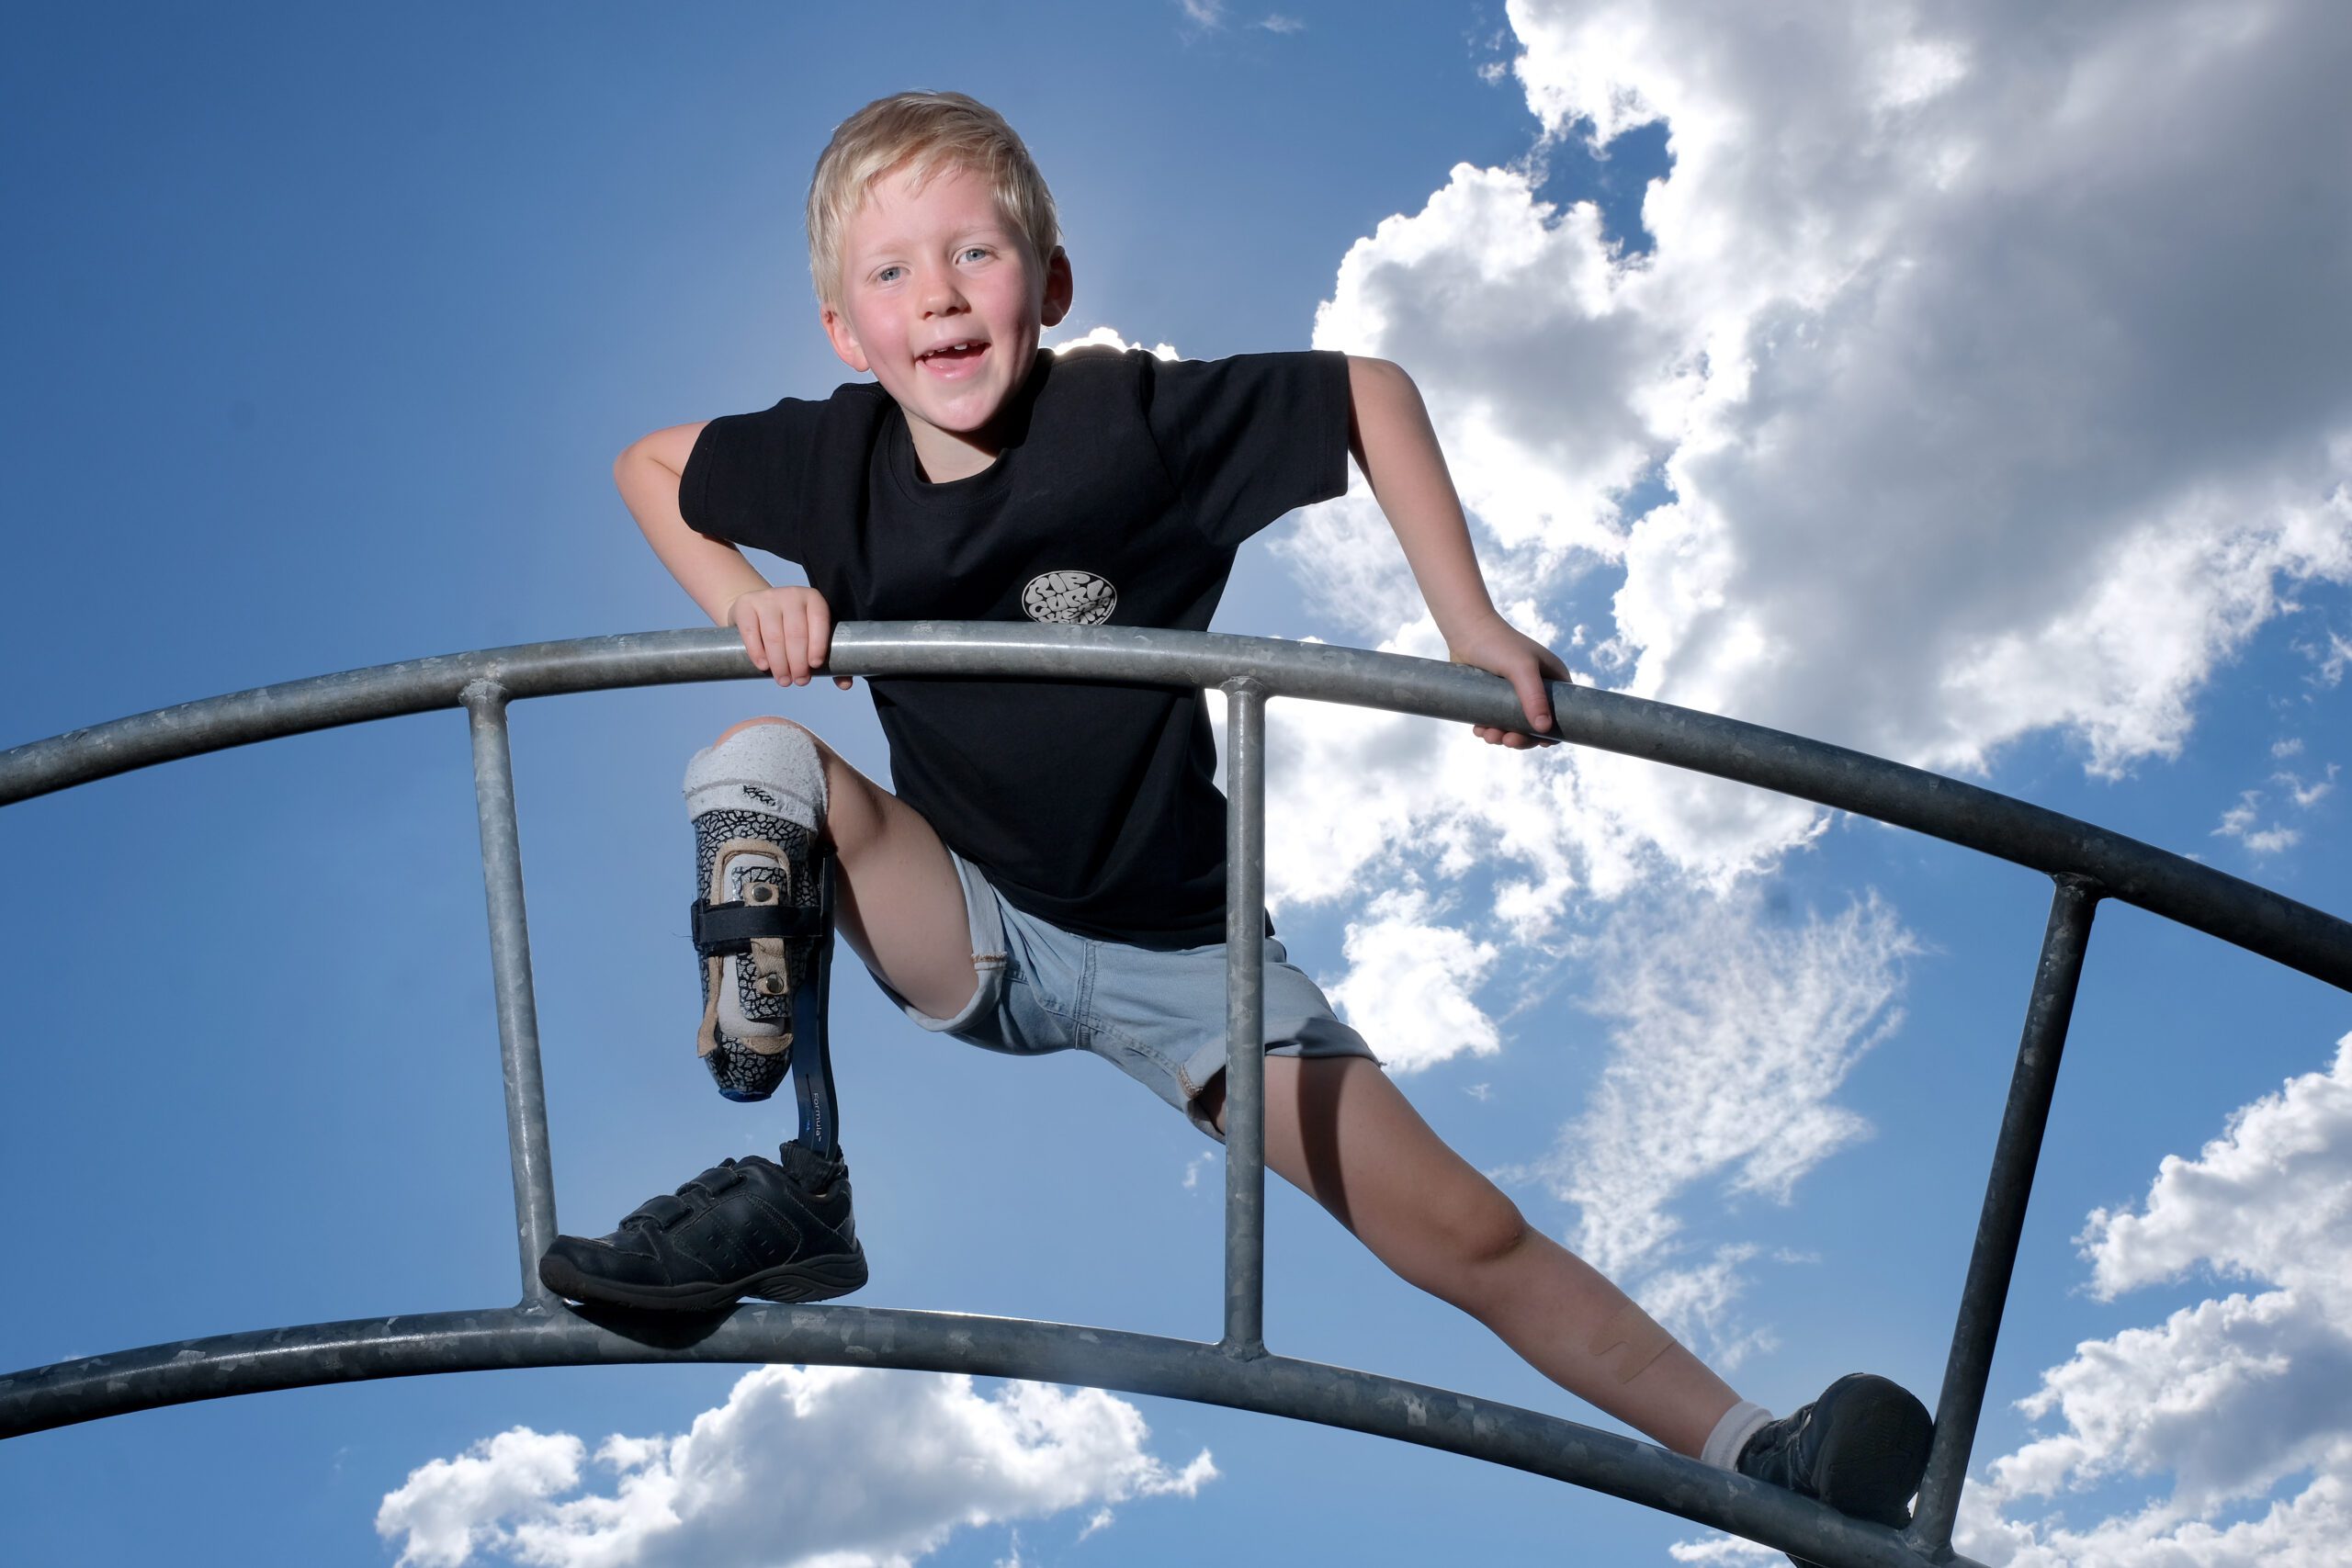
top-left (5, 623), bottom-right (2348, 1568)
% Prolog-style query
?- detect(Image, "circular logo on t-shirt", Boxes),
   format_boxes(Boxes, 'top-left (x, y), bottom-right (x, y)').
top-left (1022, 570), bottom-right (1118, 626)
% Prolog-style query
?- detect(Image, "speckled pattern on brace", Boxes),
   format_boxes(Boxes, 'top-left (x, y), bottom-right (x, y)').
top-left (684, 725), bottom-right (829, 1101)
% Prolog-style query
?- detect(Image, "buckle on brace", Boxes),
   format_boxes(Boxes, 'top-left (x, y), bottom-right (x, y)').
top-left (688, 894), bottom-right (829, 957)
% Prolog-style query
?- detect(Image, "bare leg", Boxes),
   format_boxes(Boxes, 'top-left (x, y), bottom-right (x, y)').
top-left (1203, 1055), bottom-right (1741, 1459)
top-left (712, 717), bottom-right (975, 1019)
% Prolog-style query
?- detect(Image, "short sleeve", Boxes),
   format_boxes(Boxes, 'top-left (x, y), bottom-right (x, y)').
top-left (1137, 351), bottom-right (1352, 548)
top-left (677, 397), bottom-right (831, 562)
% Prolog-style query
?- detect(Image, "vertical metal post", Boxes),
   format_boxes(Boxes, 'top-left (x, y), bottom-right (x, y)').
top-left (1220, 679), bottom-right (1269, 1358)
top-left (461, 681), bottom-right (561, 1310)
top-left (1909, 874), bottom-right (2100, 1553)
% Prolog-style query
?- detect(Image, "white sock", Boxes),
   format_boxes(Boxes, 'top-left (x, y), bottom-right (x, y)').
top-left (683, 722), bottom-right (826, 829)
top-left (1701, 1399), bottom-right (1774, 1472)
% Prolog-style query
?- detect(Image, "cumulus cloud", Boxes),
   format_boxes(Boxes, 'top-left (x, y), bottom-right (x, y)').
top-left (1244, 0), bottom-right (2352, 1400)
top-left (1949, 1035), bottom-right (2352, 1565)
top-left (1524, 891), bottom-right (1916, 1355)
top-left (1324, 886), bottom-right (1503, 1072)
top-left (1046, 323), bottom-right (1178, 360)
top-left (2076, 1034), bottom-right (2352, 1316)
top-left (1277, 0), bottom-right (2352, 908)
top-left (379, 1428), bottom-right (587, 1568)
top-left (377, 1368), bottom-right (1216, 1568)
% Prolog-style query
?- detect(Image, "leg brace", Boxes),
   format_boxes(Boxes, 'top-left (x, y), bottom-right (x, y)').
top-left (683, 723), bottom-right (842, 1159)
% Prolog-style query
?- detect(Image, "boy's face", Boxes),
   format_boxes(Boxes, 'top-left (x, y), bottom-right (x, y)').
top-left (821, 162), bottom-right (1073, 477)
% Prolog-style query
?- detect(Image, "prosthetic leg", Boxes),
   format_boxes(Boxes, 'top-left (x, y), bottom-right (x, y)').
top-left (682, 722), bottom-right (841, 1157)
top-left (536, 723), bottom-right (864, 1309)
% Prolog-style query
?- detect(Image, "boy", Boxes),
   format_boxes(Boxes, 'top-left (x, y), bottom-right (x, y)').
top-left (540, 90), bottom-right (1932, 1553)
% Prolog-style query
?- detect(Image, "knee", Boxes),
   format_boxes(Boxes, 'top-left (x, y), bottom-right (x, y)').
top-left (1385, 1185), bottom-right (1532, 1305)
top-left (715, 715), bottom-right (820, 751)
top-left (1453, 1190), bottom-right (1533, 1275)
top-left (710, 716), bottom-right (849, 792)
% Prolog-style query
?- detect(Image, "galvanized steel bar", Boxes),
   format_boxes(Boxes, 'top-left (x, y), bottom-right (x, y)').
top-left (1220, 680), bottom-right (1270, 1357)
top-left (0, 1303), bottom-right (1973, 1567)
top-left (6, 625), bottom-right (2346, 996)
top-left (6, 623), bottom-right (2346, 1568)
top-left (1908, 876), bottom-right (2100, 1554)
top-left (460, 681), bottom-right (561, 1308)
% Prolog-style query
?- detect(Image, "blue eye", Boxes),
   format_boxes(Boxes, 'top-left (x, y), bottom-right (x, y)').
top-left (960, 246), bottom-right (990, 264)
top-left (875, 265), bottom-right (904, 285)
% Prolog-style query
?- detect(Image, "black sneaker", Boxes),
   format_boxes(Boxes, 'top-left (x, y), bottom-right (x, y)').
top-left (1737, 1373), bottom-right (1932, 1567)
top-left (538, 1142), bottom-right (867, 1311)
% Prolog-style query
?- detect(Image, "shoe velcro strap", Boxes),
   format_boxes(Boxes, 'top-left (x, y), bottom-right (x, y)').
top-left (625, 1191), bottom-right (694, 1229)
top-left (690, 898), bottom-right (827, 955)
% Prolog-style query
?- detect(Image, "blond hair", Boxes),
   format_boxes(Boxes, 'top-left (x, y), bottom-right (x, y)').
top-left (806, 91), bottom-right (1061, 307)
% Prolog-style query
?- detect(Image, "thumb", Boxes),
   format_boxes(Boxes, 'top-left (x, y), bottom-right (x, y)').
top-left (1512, 664), bottom-right (1555, 734)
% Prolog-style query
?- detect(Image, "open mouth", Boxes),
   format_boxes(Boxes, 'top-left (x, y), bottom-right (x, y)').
top-left (918, 340), bottom-right (989, 373)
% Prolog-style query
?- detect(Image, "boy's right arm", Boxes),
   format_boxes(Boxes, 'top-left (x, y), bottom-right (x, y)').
top-left (615, 424), bottom-right (849, 689)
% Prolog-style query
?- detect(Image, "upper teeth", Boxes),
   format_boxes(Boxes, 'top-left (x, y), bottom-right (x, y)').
top-left (925, 342), bottom-right (980, 356)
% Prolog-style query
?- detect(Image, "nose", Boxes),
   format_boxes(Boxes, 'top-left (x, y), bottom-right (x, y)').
top-left (920, 267), bottom-right (967, 317)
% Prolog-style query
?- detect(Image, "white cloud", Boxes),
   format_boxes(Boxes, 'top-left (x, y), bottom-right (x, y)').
top-left (1953, 1035), bottom-right (2352, 1564)
top-left (1279, 0), bottom-right (2352, 897)
top-left (379, 1428), bottom-right (587, 1568)
top-left (2212, 789), bottom-right (2300, 855)
top-left (2310, 629), bottom-right (2352, 686)
top-left (1668, 1533), bottom-right (1783, 1564)
top-left (1529, 891), bottom-right (1916, 1353)
top-left (1046, 323), bottom-right (1178, 360)
top-left (1324, 886), bottom-right (1503, 1072)
top-left (2277, 764), bottom-right (2338, 809)
top-left (2077, 1034), bottom-right (2352, 1315)
top-left (377, 1368), bottom-right (1216, 1568)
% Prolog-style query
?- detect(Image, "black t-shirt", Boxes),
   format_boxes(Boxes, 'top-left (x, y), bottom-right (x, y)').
top-left (680, 345), bottom-right (1351, 947)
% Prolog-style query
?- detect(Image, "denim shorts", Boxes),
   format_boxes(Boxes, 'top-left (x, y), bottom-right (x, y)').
top-left (869, 851), bottom-right (1378, 1139)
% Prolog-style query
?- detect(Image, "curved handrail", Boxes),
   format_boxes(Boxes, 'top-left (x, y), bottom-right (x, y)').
top-left (8, 623), bottom-right (2348, 989)
top-left (6, 624), bottom-right (2348, 1568)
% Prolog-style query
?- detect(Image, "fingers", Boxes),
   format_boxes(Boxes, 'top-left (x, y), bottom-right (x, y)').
top-left (732, 589), bottom-right (839, 687)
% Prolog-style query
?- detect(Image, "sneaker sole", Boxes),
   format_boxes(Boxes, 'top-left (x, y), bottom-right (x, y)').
top-left (540, 1243), bottom-right (868, 1313)
top-left (1807, 1374), bottom-right (1934, 1530)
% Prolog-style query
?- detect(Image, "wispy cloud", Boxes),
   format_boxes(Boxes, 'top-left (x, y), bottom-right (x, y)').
top-left (1528, 890), bottom-right (1916, 1357)
top-left (2275, 763), bottom-right (2339, 809)
top-left (2213, 789), bottom-right (2301, 856)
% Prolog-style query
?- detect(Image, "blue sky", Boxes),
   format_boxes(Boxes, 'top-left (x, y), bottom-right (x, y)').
top-left (6, 3), bottom-right (2351, 1565)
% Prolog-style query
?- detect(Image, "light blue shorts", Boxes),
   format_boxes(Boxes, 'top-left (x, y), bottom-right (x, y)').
top-left (873, 851), bottom-right (1378, 1139)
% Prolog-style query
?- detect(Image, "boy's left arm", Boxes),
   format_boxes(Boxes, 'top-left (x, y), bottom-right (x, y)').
top-left (1346, 355), bottom-right (1570, 749)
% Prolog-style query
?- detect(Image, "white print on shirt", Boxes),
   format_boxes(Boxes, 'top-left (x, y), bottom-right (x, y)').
top-left (1022, 570), bottom-right (1118, 626)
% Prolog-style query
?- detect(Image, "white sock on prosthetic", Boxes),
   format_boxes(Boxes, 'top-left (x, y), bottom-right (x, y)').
top-left (682, 723), bottom-right (828, 1102)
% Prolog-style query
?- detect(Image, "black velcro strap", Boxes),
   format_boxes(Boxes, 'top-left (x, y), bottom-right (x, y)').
top-left (690, 898), bottom-right (828, 955)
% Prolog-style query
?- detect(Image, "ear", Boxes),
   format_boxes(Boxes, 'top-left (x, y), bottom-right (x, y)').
top-left (820, 303), bottom-right (870, 373)
top-left (1039, 246), bottom-right (1074, 329)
